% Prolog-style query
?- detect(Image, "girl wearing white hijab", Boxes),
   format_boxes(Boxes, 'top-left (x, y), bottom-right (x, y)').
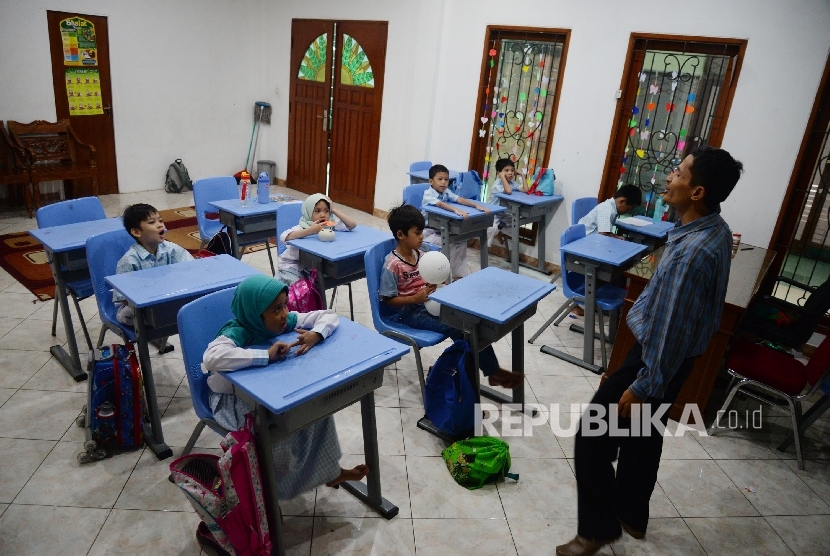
top-left (277, 193), bottom-right (357, 284)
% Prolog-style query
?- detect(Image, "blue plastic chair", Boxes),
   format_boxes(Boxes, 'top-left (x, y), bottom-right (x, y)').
top-left (36, 197), bottom-right (107, 351)
top-left (571, 197), bottom-right (599, 225)
top-left (85, 228), bottom-right (139, 348)
top-left (276, 201), bottom-right (303, 256)
top-left (409, 160), bottom-right (432, 184)
top-left (529, 224), bottom-right (626, 369)
top-left (365, 239), bottom-right (447, 404)
top-left (193, 176), bottom-right (274, 274)
top-left (403, 183), bottom-right (430, 208)
top-left (454, 171), bottom-right (482, 201)
top-left (177, 287), bottom-right (234, 455)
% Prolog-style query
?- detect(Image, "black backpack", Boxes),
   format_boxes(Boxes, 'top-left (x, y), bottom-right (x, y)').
top-left (164, 159), bottom-right (193, 193)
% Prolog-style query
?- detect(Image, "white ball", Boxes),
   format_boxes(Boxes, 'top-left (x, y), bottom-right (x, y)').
top-left (318, 229), bottom-right (336, 242)
top-left (419, 251), bottom-right (451, 284)
top-left (424, 299), bottom-right (441, 316)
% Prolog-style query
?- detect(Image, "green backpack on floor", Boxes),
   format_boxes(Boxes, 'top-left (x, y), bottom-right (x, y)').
top-left (441, 437), bottom-right (518, 490)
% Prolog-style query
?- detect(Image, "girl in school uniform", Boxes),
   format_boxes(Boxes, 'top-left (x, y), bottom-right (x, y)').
top-left (202, 274), bottom-right (369, 500)
top-left (277, 193), bottom-right (357, 284)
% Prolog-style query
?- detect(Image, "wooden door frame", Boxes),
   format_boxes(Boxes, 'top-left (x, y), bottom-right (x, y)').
top-left (598, 33), bottom-right (747, 201)
top-left (764, 51), bottom-right (830, 291)
top-left (467, 26), bottom-right (571, 175)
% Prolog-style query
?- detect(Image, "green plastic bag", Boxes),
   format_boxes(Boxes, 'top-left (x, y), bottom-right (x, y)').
top-left (441, 437), bottom-right (518, 490)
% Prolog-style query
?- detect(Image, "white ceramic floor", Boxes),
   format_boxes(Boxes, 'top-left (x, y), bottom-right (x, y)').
top-left (0, 188), bottom-right (828, 555)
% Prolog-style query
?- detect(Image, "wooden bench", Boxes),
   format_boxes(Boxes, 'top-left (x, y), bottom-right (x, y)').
top-left (0, 121), bottom-right (34, 217)
top-left (8, 120), bottom-right (98, 212)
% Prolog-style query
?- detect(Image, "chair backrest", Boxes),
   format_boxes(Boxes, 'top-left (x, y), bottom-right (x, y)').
top-left (8, 120), bottom-right (73, 165)
top-left (803, 333), bottom-right (830, 389)
top-left (36, 196), bottom-right (106, 228)
top-left (571, 197), bottom-right (599, 225)
top-left (177, 287), bottom-right (236, 421)
top-left (364, 238), bottom-right (400, 334)
top-left (560, 224), bottom-right (587, 299)
top-left (403, 183), bottom-right (430, 208)
top-left (797, 278), bottom-right (830, 331)
top-left (193, 176), bottom-right (238, 240)
top-left (276, 201), bottom-right (303, 255)
top-left (86, 228), bottom-right (137, 329)
top-left (455, 171), bottom-right (481, 201)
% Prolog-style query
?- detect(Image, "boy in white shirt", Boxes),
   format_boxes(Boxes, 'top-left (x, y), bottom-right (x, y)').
top-left (486, 158), bottom-right (525, 246)
top-left (421, 164), bottom-right (491, 279)
top-left (578, 185), bottom-right (641, 237)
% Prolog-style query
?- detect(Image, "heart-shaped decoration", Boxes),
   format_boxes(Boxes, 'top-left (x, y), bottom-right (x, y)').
top-left (489, 48), bottom-right (497, 56)
top-left (646, 102), bottom-right (656, 111)
top-left (491, 111), bottom-right (496, 118)
top-left (688, 93), bottom-right (696, 101)
top-left (516, 112), bottom-right (524, 120)
top-left (685, 106), bottom-right (695, 114)
top-left (522, 65), bottom-right (529, 72)
top-left (636, 149), bottom-right (646, 159)
top-left (619, 165), bottom-right (627, 174)
top-left (665, 103), bottom-right (676, 112)
top-left (481, 116), bottom-right (488, 124)
top-left (515, 125), bottom-right (521, 131)
top-left (629, 128), bottom-right (636, 137)
top-left (539, 60), bottom-right (545, 67)
top-left (501, 96), bottom-right (507, 103)
top-left (485, 87), bottom-right (490, 95)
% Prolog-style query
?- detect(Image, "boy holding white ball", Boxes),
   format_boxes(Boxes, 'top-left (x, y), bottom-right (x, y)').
top-left (379, 204), bottom-right (523, 389)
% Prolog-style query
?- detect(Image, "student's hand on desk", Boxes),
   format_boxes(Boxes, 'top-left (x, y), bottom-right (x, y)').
top-left (268, 341), bottom-right (294, 361)
top-left (414, 284), bottom-right (437, 304)
top-left (291, 330), bottom-right (324, 355)
top-left (476, 205), bottom-right (490, 214)
top-left (453, 208), bottom-right (468, 219)
top-left (617, 388), bottom-right (644, 418)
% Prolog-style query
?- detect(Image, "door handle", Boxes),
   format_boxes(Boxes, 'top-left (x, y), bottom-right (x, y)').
top-left (316, 109), bottom-right (328, 131)
top-left (103, 105), bottom-right (112, 116)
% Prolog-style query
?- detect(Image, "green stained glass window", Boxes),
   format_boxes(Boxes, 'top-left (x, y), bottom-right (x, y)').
top-left (298, 33), bottom-right (327, 82)
top-left (340, 34), bottom-right (374, 88)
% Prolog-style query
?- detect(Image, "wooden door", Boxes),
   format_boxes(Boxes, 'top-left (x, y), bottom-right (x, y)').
top-left (287, 20), bottom-right (334, 196)
top-left (46, 11), bottom-right (118, 196)
top-left (328, 21), bottom-right (387, 214)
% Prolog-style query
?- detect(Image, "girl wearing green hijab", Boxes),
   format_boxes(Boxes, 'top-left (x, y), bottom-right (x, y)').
top-left (277, 193), bottom-right (357, 285)
top-left (202, 274), bottom-right (369, 499)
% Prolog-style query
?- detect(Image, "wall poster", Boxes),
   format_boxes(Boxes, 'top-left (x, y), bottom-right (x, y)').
top-left (60, 17), bottom-right (97, 66)
top-left (65, 68), bottom-right (103, 116)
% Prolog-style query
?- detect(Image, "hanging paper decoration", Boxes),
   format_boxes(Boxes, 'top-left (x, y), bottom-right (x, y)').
top-left (646, 102), bottom-right (656, 111)
top-left (649, 83), bottom-right (659, 94)
top-left (688, 93), bottom-right (696, 101)
top-left (479, 129), bottom-right (486, 137)
top-left (535, 112), bottom-right (543, 120)
top-left (685, 106), bottom-right (695, 114)
top-left (522, 65), bottom-right (529, 72)
top-left (489, 48), bottom-right (497, 56)
top-left (516, 112), bottom-right (524, 120)
top-left (665, 103), bottom-right (676, 112)
top-left (631, 106), bottom-right (640, 115)
top-left (480, 116), bottom-right (488, 123)
top-left (519, 91), bottom-right (527, 100)
top-left (636, 149), bottom-right (646, 158)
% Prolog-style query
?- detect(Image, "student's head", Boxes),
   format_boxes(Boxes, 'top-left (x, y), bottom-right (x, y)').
top-left (665, 147), bottom-right (743, 215)
top-left (301, 193), bottom-right (332, 227)
top-left (229, 275), bottom-right (296, 342)
top-left (123, 203), bottom-right (164, 248)
top-left (495, 159), bottom-right (516, 182)
top-left (428, 164), bottom-right (450, 193)
top-left (388, 204), bottom-right (424, 251)
top-left (613, 185), bottom-right (642, 215)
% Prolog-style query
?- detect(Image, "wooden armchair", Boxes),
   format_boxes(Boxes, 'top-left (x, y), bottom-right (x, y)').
top-left (8, 120), bottom-right (97, 212)
top-left (0, 121), bottom-right (34, 217)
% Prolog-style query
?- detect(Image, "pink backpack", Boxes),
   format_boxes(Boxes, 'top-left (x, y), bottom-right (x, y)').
top-left (287, 268), bottom-right (324, 312)
top-left (170, 416), bottom-right (272, 556)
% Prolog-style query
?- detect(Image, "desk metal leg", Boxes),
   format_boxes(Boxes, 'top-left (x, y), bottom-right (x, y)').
top-left (510, 205), bottom-right (520, 274)
top-left (479, 229), bottom-right (488, 269)
top-left (440, 224), bottom-right (451, 261)
top-left (229, 223), bottom-right (242, 260)
top-left (536, 213), bottom-right (548, 273)
top-left (133, 308), bottom-right (173, 460)
top-left (340, 392), bottom-right (399, 519)
top-left (48, 254), bottom-right (85, 381)
top-left (583, 265), bottom-right (597, 366)
top-left (254, 405), bottom-right (285, 556)
top-left (314, 259), bottom-right (328, 310)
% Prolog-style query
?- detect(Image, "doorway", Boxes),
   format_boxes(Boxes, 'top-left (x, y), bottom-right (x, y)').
top-left (287, 19), bottom-right (387, 214)
top-left (46, 11), bottom-right (119, 196)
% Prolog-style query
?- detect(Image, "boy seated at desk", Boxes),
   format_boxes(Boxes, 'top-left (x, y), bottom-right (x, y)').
top-left (380, 204), bottom-right (523, 388)
top-left (113, 203), bottom-right (193, 350)
top-left (486, 158), bottom-right (526, 247)
top-left (422, 164), bottom-right (491, 279)
top-left (571, 185), bottom-right (641, 316)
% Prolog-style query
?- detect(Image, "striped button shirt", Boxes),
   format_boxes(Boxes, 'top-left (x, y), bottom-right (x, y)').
top-left (112, 241), bottom-right (193, 302)
top-left (625, 211), bottom-right (732, 400)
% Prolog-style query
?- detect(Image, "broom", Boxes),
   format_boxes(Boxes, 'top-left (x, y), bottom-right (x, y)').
top-left (236, 101), bottom-right (272, 182)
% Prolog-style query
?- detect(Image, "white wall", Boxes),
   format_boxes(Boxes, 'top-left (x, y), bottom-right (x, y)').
top-left (3, 0), bottom-right (829, 262)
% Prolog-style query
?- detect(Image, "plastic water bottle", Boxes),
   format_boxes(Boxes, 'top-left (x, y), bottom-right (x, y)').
top-left (240, 171), bottom-right (251, 207)
top-left (257, 172), bottom-right (270, 204)
top-left (653, 195), bottom-right (666, 222)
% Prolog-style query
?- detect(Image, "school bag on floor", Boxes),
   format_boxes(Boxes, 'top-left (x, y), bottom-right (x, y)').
top-left (287, 268), bottom-right (324, 312)
top-left (170, 415), bottom-right (272, 556)
top-left (441, 437), bottom-right (518, 490)
top-left (76, 343), bottom-right (147, 463)
top-left (424, 340), bottom-right (477, 437)
top-left (206, 226), bottom-right (234, 256)
top-left (526, 167), bottom-right (556, 196)
top-left (164, 159), bottom-right (193, 193)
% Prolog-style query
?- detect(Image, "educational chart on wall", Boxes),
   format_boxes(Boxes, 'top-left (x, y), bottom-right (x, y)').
top-left (65, 68), bottom-right (104, 116)
top-left (60, 17), bottom-right (97, 66)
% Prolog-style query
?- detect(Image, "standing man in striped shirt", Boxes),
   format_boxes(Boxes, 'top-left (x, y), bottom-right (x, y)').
top-left (557, 147), bottom-right (743, 556)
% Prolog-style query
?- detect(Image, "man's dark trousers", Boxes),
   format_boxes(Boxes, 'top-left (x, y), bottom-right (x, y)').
top-left (574, 342), bottom-right (696, 540)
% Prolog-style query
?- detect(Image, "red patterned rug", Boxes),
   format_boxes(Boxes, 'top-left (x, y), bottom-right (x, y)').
top-left (0, 205), bottom-right (272, 301)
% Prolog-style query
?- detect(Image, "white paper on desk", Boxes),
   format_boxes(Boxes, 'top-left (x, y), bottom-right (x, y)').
top-left (620, 218), bottom-right (653, 227)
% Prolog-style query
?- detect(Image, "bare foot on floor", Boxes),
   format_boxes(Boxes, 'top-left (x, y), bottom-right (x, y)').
top-left (488, 368), bottom-right (524, 389)
top-left (326, 464), bottom-right (370, 488)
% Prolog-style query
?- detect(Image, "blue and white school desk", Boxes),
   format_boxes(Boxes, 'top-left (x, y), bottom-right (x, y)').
top-left (288, 225), bottom-right (392, 317)
top-left (407, 169), bottom-right (460, 183)
top-left (546, 234), bottom-right (647, 374)
top-left (423, 201), bottom-right (506, 270)
top-left (494, 191), bottom-right (564, 274)
top-left (209, 198), bottom-right (286, 260)
top-left (105, 255), bottom-right (259, 459)
top-left (222, 319), bottom-right (409, 556)
top-left (426, 266), bottom-right (556, 438)
top-left (615, 216), bottom-right (675, 253)
top-left (29, 217), bottom-right (125, 381)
